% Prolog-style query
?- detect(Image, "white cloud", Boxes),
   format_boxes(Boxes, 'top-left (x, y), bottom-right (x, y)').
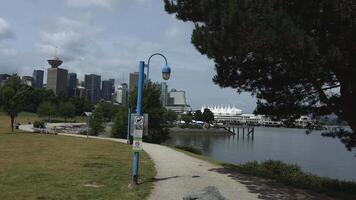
top-left (0, 17), bottom-right (14, 41)
top-left (66, 0), bottom-right (147, 8)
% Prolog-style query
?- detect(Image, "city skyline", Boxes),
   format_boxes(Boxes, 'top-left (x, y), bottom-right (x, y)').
top-left (0, 0), bottom-right (256, 112)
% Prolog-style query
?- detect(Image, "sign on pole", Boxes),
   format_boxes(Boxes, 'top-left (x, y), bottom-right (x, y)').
top-left (132, 115), bottom-right (144, 151)
top-left (130, 113), bottom-right (149, 136)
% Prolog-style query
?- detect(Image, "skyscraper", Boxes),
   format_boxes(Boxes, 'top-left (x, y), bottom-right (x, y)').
top-left (158, 82), bottom-right (168, 106)
top-left (129, 72), bottom-right (146, 93)
top-left (109, 78), bottom-right (115, 93)
top-left (85, 74), bottom-right (101, 104)
top-left (22, 76), bottom-right (33, 86)
top-left (47, 56), bottom-right (68, 96)
top-left (102, 79), bottom-right (114, 101)
top-left (32, 70), bottom-right (44, 88)
top-left (116, 83), bottom-right (128, 105)
top-left (68, 73), bottom-right (77, 97)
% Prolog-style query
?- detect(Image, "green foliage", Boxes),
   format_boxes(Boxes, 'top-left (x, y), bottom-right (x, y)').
top-left (230, 160), bottom-right (356, 200)
top-left (69, 97), bottom-right (93, 116)
top-left (37, 101), bottom-right (56, 122)
top-left (164, 109), bottom-right (177, 122)
top-left (181, 114), bottom-right (193, 123)
top-left (164, 0), bottom-right (356, 147)
top-left (111, 108), bottom-right (128, 138)
top-left (33, 121), bottom-right (45, 129)
top-left (57, 102), bottom-right (75, 122)
top-left (202, 108), bottom-right (214, 123)
top-left (130, 82), bottom-right (169, 144)
top-left (193, 110), bottom-right (203, 121)
top-left (174, 145), bottom-right (202, 155)
top-left (96, 102), bottom-right (120, 122)
top-left (178, 123), bottom-right (202, 129)
top-left (0, 75), bottom-right (31, 131)
top-left (89, 107), bottom-right (105, 136)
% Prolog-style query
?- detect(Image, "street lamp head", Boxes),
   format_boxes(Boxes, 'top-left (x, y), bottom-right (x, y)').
top-left (162, 64), bottom-right (171, 80)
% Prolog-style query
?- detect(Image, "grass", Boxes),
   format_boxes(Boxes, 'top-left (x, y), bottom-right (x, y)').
top-left (170, 144), bottom-right (356, 199)
top-left (0, 133), bottom-right (155, 200)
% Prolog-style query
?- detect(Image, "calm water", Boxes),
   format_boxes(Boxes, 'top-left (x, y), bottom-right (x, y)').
top-left (166, 127), bottom-right (356, 181)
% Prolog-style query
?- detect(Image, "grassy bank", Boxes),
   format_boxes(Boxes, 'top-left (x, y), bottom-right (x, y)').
top-left (0, 133), bottom-right (155, 200)
top-left (225, 160), bottom-right (356, 200)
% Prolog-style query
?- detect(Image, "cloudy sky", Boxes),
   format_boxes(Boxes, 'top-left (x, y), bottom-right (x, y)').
top-left (0, 0), bottom-right (256, 112)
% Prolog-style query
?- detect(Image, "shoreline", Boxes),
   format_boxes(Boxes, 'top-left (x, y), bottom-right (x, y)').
top-left (169, 127), bottom-right (232, 135)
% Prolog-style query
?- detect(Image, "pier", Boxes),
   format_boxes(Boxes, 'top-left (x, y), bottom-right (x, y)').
top-left (222, 125), bottom-right (255, 138)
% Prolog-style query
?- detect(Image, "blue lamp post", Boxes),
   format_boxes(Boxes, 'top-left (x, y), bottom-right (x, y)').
top-left (132, 53), bottom-right (171, 185)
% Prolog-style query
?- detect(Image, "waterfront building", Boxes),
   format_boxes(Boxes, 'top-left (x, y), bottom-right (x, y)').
top-left (32, 70), bottom-right (44, 88)
top-left (47, 56), bottom-right (68, 96)
top-left (166, 88), bottom-right (191, 114)
top-left (102, 79), bottom-right (114, 101)
top-left (0, 74), bottom-right (10, 85)
top-left (85, 74), bottom-right (101, 104)
top-left (68, 73), bottom-right (77, 97)
top-left (116, 83), bottom-right (128, 105)
top-left (201, 105), bottom-right (242, 122)
top-left (22, 76), bottom-right (33, 86)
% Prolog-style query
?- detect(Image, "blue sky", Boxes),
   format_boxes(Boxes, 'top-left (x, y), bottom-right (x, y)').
top-left (0, 0), bottom-right (256, 112)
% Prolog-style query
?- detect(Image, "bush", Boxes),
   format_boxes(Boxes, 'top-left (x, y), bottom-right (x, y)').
top-left (33, 121), bottom-right (45, 129)
top-left (178, 124), bottom-right (203, 129)
top-left (174, 145), bottom-right (202, 155)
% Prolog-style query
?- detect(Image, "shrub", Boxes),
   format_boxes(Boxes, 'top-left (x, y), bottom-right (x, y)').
top-left (174, 145), bottom-right (202, 155)
top-left (33, 121), bottom-right (45, 129)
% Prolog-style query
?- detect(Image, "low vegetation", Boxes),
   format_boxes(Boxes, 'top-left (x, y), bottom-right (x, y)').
top-left (174, 145), bottom-right (202, 155)
top-left (226, 160), bottom-right (356, 200)
top-left (0, 133), bottom-right (155, 200)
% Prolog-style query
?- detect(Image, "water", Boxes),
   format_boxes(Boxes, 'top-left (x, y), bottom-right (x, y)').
top-left (166, 127), bottom-right (356, 181)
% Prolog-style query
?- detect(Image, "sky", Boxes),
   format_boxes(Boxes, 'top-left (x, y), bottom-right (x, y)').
top-left (0, 0), bottom-right (257, 112)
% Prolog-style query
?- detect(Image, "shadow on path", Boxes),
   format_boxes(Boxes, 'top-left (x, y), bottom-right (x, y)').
top-left (149, 176), bottom-right (181, 183)
top-left (209, 167), bottom-right (335, 200)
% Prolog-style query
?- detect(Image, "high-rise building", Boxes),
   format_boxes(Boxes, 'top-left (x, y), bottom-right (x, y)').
top-left (109, 78), bottom-right (115, 93)
top-left (166, 88), bottom-right (191, 114)
top-left (116, 83), bottom-right (128, 105)
top-left (102, 79), bottom-right (114, 101)
top-left (129, 72), bottom-right (146, 93)
top-left (85, 74), bottom-right (101, 104)
top-left (22, 76), bottom-right (33, 86)
top-left (47, 56), bottom-right (68, 96)
top-left (75, 86), bottom-right (87, 99)
top-left (32, 70), bottom-right (44, 88)
top-left (158, 82), bottom-right (168, 106)
top-left (0, 74), bottom-right (11, 85)
top-left (68, 73), bottom-right (77, 97)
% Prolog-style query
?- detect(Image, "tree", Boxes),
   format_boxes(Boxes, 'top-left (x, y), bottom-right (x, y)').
top-left (96, 102), bottom-right (120, 122)
top-left (164, 109), bottom-right (178, 123)
top-left (164, 0), bottom-right (356, 149)
top-left (181, 114), bottom-right (193, 123)
top-left (0, 75), bottom-right (30, 132)
top-left (69, 97), bottom-right (93, 116)
top-left (194, 110), bottom-right (203, 121)
top-left (89, 106), bottom-right (105, 136)
top-left (202, 108), bottom-right (214, 123)
top-left (130, 82), bottom-right (169, 144)
top-left (111, 108), bottom-right (128, 138)
top-left (37, 101), bottom-right (56, 122)
top-left (58, 102), bottom-right (75, 122)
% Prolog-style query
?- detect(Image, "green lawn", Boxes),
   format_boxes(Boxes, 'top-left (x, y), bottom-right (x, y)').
top-left (0, 133), bottom-right (155, 200)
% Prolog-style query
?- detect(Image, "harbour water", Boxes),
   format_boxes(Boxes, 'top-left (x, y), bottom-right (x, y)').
top-left (166, 127), bottom-right (356, 181)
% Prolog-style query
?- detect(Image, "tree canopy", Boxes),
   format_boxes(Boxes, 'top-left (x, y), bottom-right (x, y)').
top-left (164, 0), bottom-right (356, 149)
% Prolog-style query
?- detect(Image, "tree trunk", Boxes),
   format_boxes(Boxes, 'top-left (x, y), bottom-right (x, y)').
top-left (10, 115), bottom-right (15, 132)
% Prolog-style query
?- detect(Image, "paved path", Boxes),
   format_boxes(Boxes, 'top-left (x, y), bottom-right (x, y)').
top-left (19, 125), bottom-right (334, 200)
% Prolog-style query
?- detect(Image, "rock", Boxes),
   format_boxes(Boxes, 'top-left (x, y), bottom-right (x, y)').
top-left (183, 186), bottom-right (228, 200)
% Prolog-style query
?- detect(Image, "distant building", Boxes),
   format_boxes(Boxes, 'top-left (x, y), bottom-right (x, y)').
top-left (102, 79), bottom-right (114, 101)
top-left (109, 78), bottom-right (115, 93)
top-left (22, 76), bottom-right (33, 86)
top-left (166, 89), bottom-right (191, 114)
top-left (75, 86), bottom-right (87, 99)
top-left (32, 70), bottom-right (44, 88)
top-left (0, 74), bottom-right (11, 85)
top-left (158, 82), bottom-right (168, 106)
top-left (116, 83), bottom-right (128, 105)
top-left (67, 73), bottom-right (77, 97)
top-left (85, 74), bottom-right (101, 104)
top-left (129, 72), bottom-right (146, 93)
top-left (47, 56), bottom-right (68, 96)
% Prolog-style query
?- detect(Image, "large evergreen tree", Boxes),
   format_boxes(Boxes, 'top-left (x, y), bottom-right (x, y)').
top-left (164, 0), bottom-right (356, 149)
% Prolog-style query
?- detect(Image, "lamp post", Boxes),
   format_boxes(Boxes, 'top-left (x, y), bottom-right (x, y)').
top-left (132, 53), bottom-right (171, 185)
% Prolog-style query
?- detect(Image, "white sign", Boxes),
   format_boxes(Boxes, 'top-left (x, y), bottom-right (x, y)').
top-left (132, 140), bottom-right (143, 151)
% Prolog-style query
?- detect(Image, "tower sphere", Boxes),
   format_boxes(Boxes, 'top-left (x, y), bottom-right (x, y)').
top-left (47, 56), bottom-right (63, 68)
